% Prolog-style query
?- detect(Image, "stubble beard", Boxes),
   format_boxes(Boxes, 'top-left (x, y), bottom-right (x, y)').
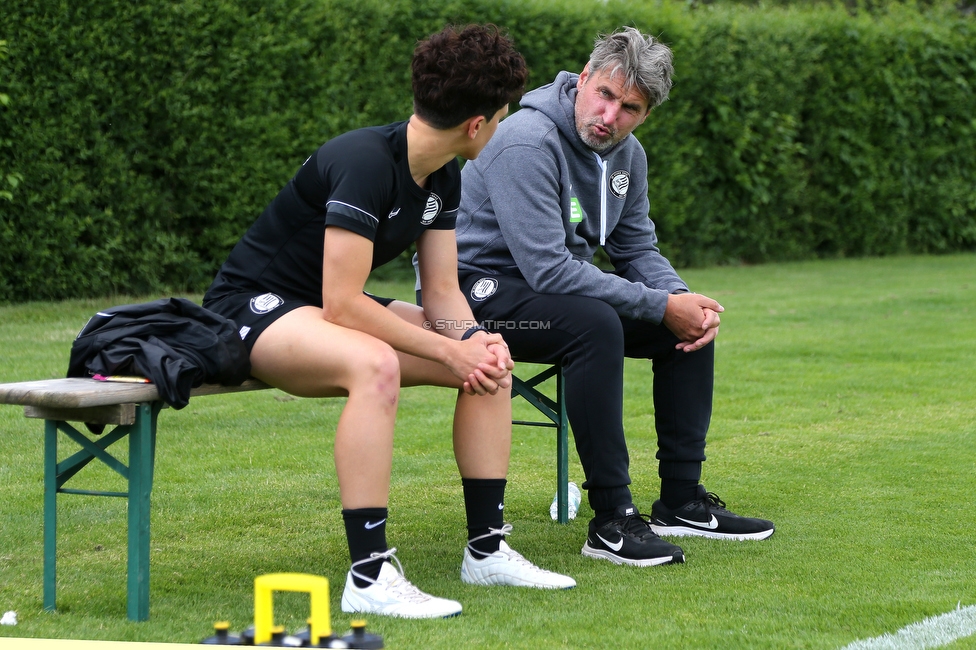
top-left (576, 118), bottom-right (619, 153)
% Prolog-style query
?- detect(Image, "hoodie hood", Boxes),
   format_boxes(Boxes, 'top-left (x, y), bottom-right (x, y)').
top-left (521, 71), bottom-right (593, 159)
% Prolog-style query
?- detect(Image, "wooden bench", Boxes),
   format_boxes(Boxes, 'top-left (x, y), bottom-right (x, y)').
top-left (0, 369), bottom-right (571, 623)
top-left (0, 377), bottom-right (269, 622)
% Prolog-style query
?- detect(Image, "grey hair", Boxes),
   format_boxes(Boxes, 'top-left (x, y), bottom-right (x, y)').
top-left (588, 27), bottom-right (674, 109)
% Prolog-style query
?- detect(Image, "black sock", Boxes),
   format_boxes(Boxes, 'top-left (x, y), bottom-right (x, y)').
top-left (660, 479), bottom-right (699, 509)
top-left (591, 508), bottom-right (615, 528)
top-left (462, 478), bottom-right (506, 557)
top-left (588, 486), bottom-right (636, 527)
top-left (342, 507), bottom-right (388, 588)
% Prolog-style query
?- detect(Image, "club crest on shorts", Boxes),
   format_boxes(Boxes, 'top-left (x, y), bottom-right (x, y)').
top-left (609, 170), bottom-right (630, 199)
top-left (421, 193), bottom-right (442, 225)
top-left (250, 292), bottom-right (283, 315)
top-left (470, 277), bottom-right (498, 302)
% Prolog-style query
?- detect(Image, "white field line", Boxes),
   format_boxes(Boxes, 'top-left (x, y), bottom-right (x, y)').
top-left (842, 604), bottom-right (976, 650)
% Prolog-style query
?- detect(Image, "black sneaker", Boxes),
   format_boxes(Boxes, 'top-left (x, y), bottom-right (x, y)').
top-left (581, 504), bottom-right (685, 567)
top-left (650, 486), bottom-right (775, 541)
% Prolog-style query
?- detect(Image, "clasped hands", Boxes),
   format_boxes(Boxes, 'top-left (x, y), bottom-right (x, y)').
top-left (454, 331), bottom-right (514, 396)
top-left (663, 292), bottom-right (724, 353)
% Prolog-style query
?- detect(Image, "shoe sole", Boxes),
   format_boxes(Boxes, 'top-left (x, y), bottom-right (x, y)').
top-left (341, 602), bottom-right (462, 619)
top-left (650, 524), bottom-right (775, 541)
top-left (341, 595), bottom-right (462, 619)
top-left (461, 571), bottom-right (576, 589)
top-left (581, 542), bottom-right (685, 567)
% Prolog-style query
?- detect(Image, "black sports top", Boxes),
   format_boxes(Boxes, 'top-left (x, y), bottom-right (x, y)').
top-left (205, 121), bottom-right (459, 306)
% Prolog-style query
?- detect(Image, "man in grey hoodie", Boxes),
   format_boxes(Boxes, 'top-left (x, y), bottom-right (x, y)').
top-left (454, 27), bottom-right (775, 567)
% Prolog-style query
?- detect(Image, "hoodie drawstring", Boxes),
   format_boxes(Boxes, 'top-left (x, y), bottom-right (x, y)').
top-left (593, 152), bottom-right (607, 245)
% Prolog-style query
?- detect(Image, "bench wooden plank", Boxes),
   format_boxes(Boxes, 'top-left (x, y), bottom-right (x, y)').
top-left (0, 377), bottom-right (270, 410)
top-left (25, 404), bottom-right (137, 425)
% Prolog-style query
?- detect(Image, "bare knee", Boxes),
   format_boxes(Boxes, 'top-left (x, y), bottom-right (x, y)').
top-left (348, 342), bottom-right (401, 407)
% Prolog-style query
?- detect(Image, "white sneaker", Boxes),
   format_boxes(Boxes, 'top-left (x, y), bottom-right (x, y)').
top-left (460, 524), bottom-right (576, 589)
top-left (341, 549), bottom-right (462, 619)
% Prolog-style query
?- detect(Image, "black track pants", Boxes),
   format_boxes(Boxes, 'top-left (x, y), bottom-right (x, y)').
top-left (461, 273), bottom-right (712, 512)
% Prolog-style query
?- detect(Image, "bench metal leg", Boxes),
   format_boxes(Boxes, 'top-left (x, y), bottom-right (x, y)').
top-left (554, 366), bottom-right (569, 524)
top-left (512, 363), bottom-right (571, 524)
top-left (43, 420), bottom-right (57, 612)
top-left (40, 401), bottom-right (160, 621)
top-left (127, 402), bottom-right (158, 621)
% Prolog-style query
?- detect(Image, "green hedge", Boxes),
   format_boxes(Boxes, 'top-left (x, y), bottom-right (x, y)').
top-left (0, 0), bottom-right (973, 301)
top-left (643, 5), bottom-right (976, 265)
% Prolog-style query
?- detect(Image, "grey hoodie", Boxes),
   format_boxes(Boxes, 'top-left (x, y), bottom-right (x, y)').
top-left (456, 71), bottom-right (687, 324)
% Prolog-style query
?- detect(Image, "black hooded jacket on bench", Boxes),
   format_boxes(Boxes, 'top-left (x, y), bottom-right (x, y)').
top-left (67, 297), bottom-right (251, 410)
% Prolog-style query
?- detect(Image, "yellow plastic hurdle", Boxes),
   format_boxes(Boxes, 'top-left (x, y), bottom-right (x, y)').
top-left (253, 573), bottom-right (331, 646)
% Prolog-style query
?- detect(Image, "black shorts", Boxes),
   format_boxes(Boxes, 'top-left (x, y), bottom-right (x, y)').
top-left (204, 291), bottom-right (394, 352)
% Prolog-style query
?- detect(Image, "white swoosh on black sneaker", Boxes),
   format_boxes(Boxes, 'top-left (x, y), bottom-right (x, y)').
top-left (596, 533), bottom-right (624, 551)
top-left (675, 514), bottom-right (719, 529)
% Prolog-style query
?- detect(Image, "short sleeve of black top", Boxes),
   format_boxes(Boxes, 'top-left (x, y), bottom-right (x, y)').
top-left (204, 121), bottom-right (459, 307)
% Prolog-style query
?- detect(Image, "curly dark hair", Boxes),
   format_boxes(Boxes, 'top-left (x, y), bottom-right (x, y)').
top-left (412, 24), bottom-right (527, 130)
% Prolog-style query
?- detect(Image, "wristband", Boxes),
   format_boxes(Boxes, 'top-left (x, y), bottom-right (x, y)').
top-left (461, 325), bottom-right (488, 341)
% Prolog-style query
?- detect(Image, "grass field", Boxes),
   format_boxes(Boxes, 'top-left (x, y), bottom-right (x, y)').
top-left (1, 254), bottom-right (974, 648)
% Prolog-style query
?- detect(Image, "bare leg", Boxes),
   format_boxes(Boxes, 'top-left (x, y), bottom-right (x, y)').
top-left (249, 306), bottom-right (400, 509)
top-left (379, 307), bottom-right (576, 588)
top-left (386, 301), bottom-right (511, 479)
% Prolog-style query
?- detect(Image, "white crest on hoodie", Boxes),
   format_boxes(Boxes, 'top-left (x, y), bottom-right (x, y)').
top-left (609, 170), bottom-right (630, 199)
